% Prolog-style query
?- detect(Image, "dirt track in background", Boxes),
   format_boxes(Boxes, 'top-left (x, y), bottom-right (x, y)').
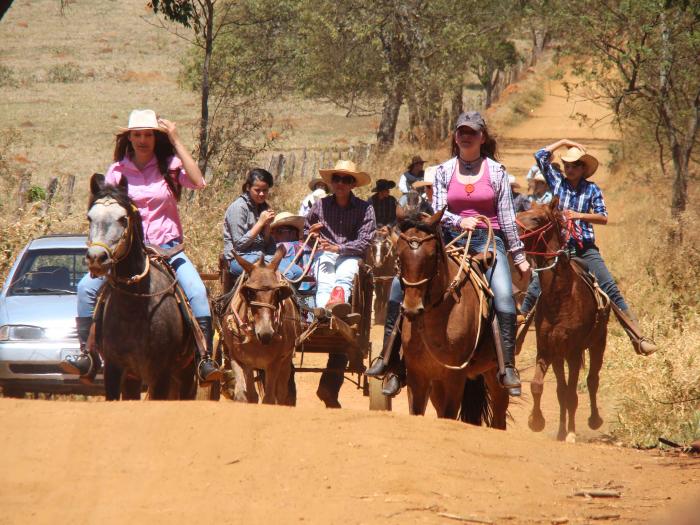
top-left (2, 75), bottom-right (700, 524)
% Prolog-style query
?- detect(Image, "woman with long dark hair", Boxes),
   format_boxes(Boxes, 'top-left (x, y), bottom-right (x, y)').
top-left (433, 111), bottom-right (530, 396)
top-left (61, 109), bottom-right (221, 384)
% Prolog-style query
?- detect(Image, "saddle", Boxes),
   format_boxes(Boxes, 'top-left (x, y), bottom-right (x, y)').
top-left (570, 258), bottom-right (611, 320)
top-left (92, 252), bottom-right (207, 359)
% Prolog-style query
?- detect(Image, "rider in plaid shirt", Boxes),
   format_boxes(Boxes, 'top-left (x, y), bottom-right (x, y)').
top-left (521, 139), bottom-right (657, 356)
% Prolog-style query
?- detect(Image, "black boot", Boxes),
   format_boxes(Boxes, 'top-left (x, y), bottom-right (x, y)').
top-left (366, 300), bottom-right (400, 377)
top-left (496, 311), bottom-right (521, 396)
top-left (195, 317), bottom-right (223, 384)
top-left (59, 317), bottom-right (97, 378)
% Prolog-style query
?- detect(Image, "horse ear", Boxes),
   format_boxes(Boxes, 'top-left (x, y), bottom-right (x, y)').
top-left (549, 196), bottom-right (560, 210)
top-left (425, 206), bottom-right (446, 228)
top-left (117, 173), bottom-right (128, 192)
top-left (277, 283), bottom-right (294, 301)
top-left (90, 173), bottom-right (105, 197)
top-left (231, 251), bottom-right (255, 275)
top-left (269, 245), bottom-right (286, 272)
top-left (255, 252), bottom-right (266, 267)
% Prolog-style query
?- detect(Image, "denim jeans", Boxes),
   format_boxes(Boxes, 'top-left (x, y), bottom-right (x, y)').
top-left (443, 228), bottom-right (516, 314)
top-left (228, 251), bottom-right (303, 282)
top-left (521, 243), bottom-right (628, 313)
top-left (312, 251), bottom-right (360, 307)
top-left (77, 240), bottom-right (211, 318)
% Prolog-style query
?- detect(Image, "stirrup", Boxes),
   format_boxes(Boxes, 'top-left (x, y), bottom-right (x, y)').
top-left (198, 358), bottom-right (222, 384)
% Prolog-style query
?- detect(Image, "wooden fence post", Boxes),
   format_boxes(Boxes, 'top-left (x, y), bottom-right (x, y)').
top-left (44, 177), bottom-right (59, 215)
top-left (64, 174), bottom-right (75, 215)
top-left (16, 171), bottom-right (31, 215)
top-left (286, 152), bottom-right (296, 180)
top-left (299, 149), bottom-right (308, 180)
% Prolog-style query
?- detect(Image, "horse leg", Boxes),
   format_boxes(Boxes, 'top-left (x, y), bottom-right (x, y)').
top-left (263, 361), bottom-right (282, 405)
top-left (564, 352), bottom-right (582, 443)
top-left (121, 375), bottom-right (142, 400)
top-left (149, 373), bottom-right (171, 400)
top-left (551, 357), bottom-right (568, 441)
top-left (103, 360), bottom-right (122, 401)
top-left (587, 335), bottom-right (606, 430)
top-left (178, 362), bottom-right (197, 400)
top-left (406, 371), bottom-right (430, 416)
top-left (528, 354), bottom-right (550, 432)
top-left (429, 378), bottom-right (464, 419)
top-left (484, 368), bottom-right (509, 430)
top-left (273, 360), bottom-right (293, 406)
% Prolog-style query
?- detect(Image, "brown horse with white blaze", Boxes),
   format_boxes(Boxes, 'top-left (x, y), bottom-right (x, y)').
top-left (517, 198), bottom-right (609, 442)
top-left (395, 208), bottom-right (509, 427)
top-left (219, 247), bottom-right (301, 405)
top-left (366, 226), bottom-right (397, 325)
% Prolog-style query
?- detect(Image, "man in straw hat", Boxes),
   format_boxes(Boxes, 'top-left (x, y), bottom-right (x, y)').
top-left (369, 179), bottom-right (398, 226)
top-left (299, 177), bottom-right (330, 217)
top-left (306, 159), bottom-right (376, 407)
top-left (398, 155), bottom-right (426, 206)
top-left (527, 168), bottom-right (553, 204)
top-left (521, 139), bottom-right (658, 355)
top-left (509, 174), bottom-right (531, 213)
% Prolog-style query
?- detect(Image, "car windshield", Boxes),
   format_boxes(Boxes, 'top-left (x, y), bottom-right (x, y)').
top-left (8, 248), bottom-right (87, 296)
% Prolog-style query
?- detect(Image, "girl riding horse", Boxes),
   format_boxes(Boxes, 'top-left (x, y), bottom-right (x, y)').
top-left (60, 109), bottom-right (221, 384)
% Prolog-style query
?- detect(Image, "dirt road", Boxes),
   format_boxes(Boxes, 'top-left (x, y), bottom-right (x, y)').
top-left (1, 76), bottom-right (699, 525)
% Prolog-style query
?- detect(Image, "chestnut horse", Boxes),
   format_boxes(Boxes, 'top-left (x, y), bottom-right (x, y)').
top-left (517, 199), bottom-right (610, 442)
top-left (85, 174), bottom-right (197, 400)
top-left (366, 226), bottom-right (397, 325)
top-left (219, 248), bottom-right (301, 405)
top-left (395, 209), bottom-right (509, 428)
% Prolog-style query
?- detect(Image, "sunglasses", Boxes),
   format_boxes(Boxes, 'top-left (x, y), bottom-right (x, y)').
top-left (331, 174), bottom-right (356, 185)
top-left (563, 160), bottom-right (585, 168)
top-left (274, 226), bottom-right (298, 233)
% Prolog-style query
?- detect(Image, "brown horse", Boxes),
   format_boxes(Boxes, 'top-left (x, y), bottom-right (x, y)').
top-left (517, 199), bottom-right (609, 442)
top-left (85, 174), bottom-right (197, 400)
top-left (395, 209), bottom-right (509, 428)
top-left (366, 226), bottom-right (397, 325)
top-left (219, 248), bottom-right (301, 405)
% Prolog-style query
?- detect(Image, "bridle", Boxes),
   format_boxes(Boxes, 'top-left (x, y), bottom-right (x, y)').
top-left (239, 282), bottom-right (292, 337)
top-left (398, 232), bottom-right (439, 289)
top-left (517, 211), bottom-right (582, 273)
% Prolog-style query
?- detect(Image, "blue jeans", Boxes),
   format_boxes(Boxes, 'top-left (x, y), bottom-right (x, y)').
top-left (521, 243), bottom-right (628, 313)
top-left (443, 228), bottom-right (516, 314)
top-left (228, 251), bottom-right (303, 282)
top-left (77, 240), bottom-right (211, 318)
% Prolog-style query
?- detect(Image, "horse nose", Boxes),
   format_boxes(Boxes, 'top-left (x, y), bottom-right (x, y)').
top-left (86, 248), bottom-right (108, 265)
top-left (256, 327), bottom-right (274, 345)
top-left (403, 304), bottom-right (424, 320)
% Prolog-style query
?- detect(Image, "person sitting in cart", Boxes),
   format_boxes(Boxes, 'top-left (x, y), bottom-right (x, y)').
top-left (269, 211), bottom-right (314, 292)
top-left (305, 159), bottom-right (376, 408)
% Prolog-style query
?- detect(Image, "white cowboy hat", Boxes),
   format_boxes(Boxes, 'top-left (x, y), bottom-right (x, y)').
top-left (319, 159), bottom-right (371, 187)
top-left (508, 174), bottom-right (521, 189)
top-left (560, 146), bottom-right (599, 178)
top-left (270, 211), bottom-right (305, 233)
top-left (413, 165), bottom-right (437, 188)
top-left (118, 109), bottom-right (159, 132)
top-left (307, 177), bottom-right (329, 192)
top-left (532, 172), bottom-right (547, 183)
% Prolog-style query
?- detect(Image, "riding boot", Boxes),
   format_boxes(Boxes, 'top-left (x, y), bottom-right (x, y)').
top-left (494, 311), bottom-right (521, 396)
top-left (59, 317), bottom-right (98, 380)
top-left (195, 316), bottom-right (223, 384)
top-left (615, 306), bottom-right (658, 356)
top-left (366, 300), bottom-right (401, 377)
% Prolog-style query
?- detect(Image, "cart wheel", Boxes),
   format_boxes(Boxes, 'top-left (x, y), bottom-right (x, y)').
top-left (368, 376), bottom-right (391, 411)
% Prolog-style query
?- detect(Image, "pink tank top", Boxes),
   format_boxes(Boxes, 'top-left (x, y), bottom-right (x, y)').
top-left (447, 162), bottom-right (500, 230)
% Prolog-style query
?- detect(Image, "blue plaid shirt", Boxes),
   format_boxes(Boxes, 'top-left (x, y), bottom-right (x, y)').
top-left (534, 148), bottom-right (607, 246)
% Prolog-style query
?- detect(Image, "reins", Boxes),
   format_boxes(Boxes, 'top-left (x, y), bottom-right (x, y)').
top-left (281, 233), bottom-right (319, 284)
top-left (517, 212), bottom-right (584, 273)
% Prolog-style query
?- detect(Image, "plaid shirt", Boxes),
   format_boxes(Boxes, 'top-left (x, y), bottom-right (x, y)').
top-left (535, 148), bottom-right (607, 246)
top-left (433, 157), bottom-right (525, 264)
top-left (369, 194), bottom-right (398, 226)
top-left (305, 193), bottom-right (376, 257)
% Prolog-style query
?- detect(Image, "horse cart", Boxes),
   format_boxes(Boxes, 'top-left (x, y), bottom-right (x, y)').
top-left (199, 255), bottom-right (391, 411)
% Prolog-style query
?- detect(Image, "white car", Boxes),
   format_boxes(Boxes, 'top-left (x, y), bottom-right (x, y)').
top-left (0, 234), bottom-right (102, 397)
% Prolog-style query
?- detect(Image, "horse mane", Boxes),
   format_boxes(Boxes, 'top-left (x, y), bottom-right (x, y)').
top-left (89, 174), bottom-right (146, 246)
top-left (397, 211), bottom-right (438, 236)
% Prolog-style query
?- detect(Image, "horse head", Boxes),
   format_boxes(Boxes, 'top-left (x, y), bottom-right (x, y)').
top-left (368, 226), bottom-right (394, 270)
top-left (232, 246), bottom-right (293, 345)
top-left (516, 197), bottom-right (567, 259)
top-left (396, 207), bottom-right (446, 320)
top-left (85, 173), bottom-right (144, 278)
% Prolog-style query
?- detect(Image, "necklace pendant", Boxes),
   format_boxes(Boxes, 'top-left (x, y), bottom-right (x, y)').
top-left (464, 183), bottom-right (475, 196)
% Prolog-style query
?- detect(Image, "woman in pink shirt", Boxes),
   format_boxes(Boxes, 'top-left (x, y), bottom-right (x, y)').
top-left (433, 111), bottom-right (531, 396)
top-left (61, 109), bottom-right (221, 384)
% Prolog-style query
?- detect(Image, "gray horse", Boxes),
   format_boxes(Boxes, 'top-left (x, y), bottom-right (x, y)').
top-left (85, 173), bottom-right (197, 400)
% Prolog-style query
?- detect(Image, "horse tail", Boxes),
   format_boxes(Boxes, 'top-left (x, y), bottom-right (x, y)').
top-left (459, 374), bottom-right (493, 426)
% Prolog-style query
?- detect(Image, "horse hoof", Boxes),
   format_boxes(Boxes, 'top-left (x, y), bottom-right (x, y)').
top-left (528, 413), bottom-right (545, 432)
top-left (565, 432), bottom-right (577, 443)
top-left (588, 415), bottom-right (604, 430)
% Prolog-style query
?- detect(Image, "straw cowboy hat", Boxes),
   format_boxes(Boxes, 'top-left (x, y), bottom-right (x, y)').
top-left (307, 177), bottom-right (329, 192)
top-left (118, 109), bottom-right (160, 132)
top-left (413, 165), bottom-right (437, 189)
top-left (560, 146), bottom-right (599, 178)
top-left (319, 159), bottom-right (371, 187)
top-left (532, 172), bottom-right (547, 183)
top-left (270, 211), bottom-right (305, 233)
top-left (371, 179), bottom-right (396, 193)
